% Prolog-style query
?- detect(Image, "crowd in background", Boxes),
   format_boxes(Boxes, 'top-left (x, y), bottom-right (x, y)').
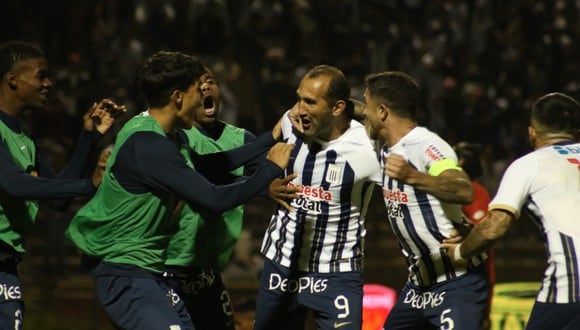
top-left (2, 0), bottom-right (579, 195)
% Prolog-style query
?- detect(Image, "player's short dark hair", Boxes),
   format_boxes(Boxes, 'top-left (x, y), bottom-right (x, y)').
top-left (305, 65), bottom-right (353, 117)
top-left (138, 51), bottom-right (206, 108)
top-left (531, 92), bottom-right (580, 137)
top-left (454, 141), bottom-right (483, 179)
top-left (0, 41), bottom-right (44, 78)
top-left (365, 71), bottom-right (419, 120)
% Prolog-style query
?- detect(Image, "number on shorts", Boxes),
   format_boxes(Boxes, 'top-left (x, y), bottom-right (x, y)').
top-left (334, 295), bottom-right (350, 319)
top-left (220, 290), bottom-right (233, 316)
top-left (440, 308), bottom-right (454, 330)
top-left (14, 309), bottom-right (22, 330)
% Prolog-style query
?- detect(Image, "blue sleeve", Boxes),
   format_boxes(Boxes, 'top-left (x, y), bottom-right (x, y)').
top-left (37, 130), bottom-right (100, 179)
top-left (114, 132), bottom-right (282, 214)
top-left (184, 131), bottom-right (274, 174)
top-left (244, 130), bottom-right (263, 172)
top-left (0, 140), bottom-right (95, 200)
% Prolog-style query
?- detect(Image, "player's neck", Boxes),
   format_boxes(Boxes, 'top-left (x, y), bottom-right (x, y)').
top-left (324, 117), bottom-right (350, 141)
top-left (384, 118), bottom-right (416, 147)
top-left (0, 94), bottom-right (25, 118)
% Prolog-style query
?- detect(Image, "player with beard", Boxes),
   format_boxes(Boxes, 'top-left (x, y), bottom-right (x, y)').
top-left (163, 66), bottom-right (283, 329)
top-left (0, 40), bottom-right (123, 329)
top-left (363, 71), bottom-right (488, 330)
top-left (255, 65), bottom-right (382, 330)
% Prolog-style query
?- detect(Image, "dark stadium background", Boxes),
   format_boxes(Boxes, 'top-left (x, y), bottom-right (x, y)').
top-left (1, 0), bottom-right (577, 329)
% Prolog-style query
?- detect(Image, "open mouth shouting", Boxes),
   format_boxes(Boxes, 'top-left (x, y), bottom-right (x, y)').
top-left (202, 95), bottom-right (216, 117)
top-left (300, 116), bottom-right (312, 131)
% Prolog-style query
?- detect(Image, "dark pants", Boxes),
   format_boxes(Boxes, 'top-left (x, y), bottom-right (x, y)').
top-left (95, 275), bottom-right (194, 330)
top-left (0, 261), bottom-right (23, 330)
top-left (384, 268), bottom-right (489, 330)
top-left (254, 259), bottom-right (363, 330)
top-left (526, 301), bottom-right (580, 330)
top-left (165, 268), bottom-right (235, 330)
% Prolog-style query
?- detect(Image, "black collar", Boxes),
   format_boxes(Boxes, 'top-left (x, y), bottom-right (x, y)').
top-left (553, 140), bottom-right (576, 146)
top-left (0, 110), bottom-right (21, 133)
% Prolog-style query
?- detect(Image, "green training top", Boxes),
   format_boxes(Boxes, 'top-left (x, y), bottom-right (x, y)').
top-left (0, 120), bottom-right (38, 253)
top-left (165, 123), bottom-right (246, 270)
top-left (66, 114), bottom-right (178, 273)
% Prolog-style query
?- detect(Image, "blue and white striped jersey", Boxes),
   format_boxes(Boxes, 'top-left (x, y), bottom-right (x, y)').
top-left (260, 114), bottom-right (381, 273)
top-left (381, 127), bottom-right (486, 287)
top-left (490, 141), bottom-right (580, 303)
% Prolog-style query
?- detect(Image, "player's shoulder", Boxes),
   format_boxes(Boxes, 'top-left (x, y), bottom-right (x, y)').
top-left (340, 120), bottom-right (375, 149)
top-left (508, 150), bottom-right (540, 170)
top-left (401, 127), bottom-right (456, 162)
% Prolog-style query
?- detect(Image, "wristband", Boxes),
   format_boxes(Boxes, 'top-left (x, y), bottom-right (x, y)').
top-left (454, 243), bottom-right (465, 263)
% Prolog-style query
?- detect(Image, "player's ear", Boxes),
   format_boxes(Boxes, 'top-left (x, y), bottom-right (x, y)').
top-left (332, 100), bottom-right (346, 117)
top-left (6, 72), bottom-right (17, 90)
top-left (379, 104), bottom-right (389, 121)
top-left (172, 90), bottom-right (183, 111)
top-left (528, 125), bottom-right (536, 143)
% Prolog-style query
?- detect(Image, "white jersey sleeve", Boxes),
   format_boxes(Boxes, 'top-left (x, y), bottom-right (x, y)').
top-left (488, 156), bottom-right (534, 219)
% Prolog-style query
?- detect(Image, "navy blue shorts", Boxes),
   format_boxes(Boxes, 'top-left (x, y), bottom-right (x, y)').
top-left (526, 301), bottom-right (580, 330)
top-left (95, 275), bottom-right (193, 330)
top-left (384, 268), bottom-right (488, 330)
top-left (165, 268), bottom-right (234, 330)
top-left (254, 259), bottom-right (362, 330)
top-left (0, 262), bottom-right (23, 330)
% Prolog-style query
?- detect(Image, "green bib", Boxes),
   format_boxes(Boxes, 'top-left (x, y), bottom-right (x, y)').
top-left (66, 114), bottom-right (180, 273)
top-left (0, 120), bottom-right (38, 253)
top-left (166, 123), bottom-right (246, 270)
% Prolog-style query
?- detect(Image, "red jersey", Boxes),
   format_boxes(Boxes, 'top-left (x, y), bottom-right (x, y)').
top-left (462, 180), bottom-right (491, 224)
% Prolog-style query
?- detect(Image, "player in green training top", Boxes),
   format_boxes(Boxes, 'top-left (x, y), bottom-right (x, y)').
top-left (66, 51), bottom-right (294, 330)
top-left (0, 40), bottom-right (124, 329)
top-left (164, 65), bottom-right (288, 329)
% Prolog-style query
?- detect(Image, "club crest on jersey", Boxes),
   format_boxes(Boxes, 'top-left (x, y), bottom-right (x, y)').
top-left (425, 145), bottom-right (445, 161)
top-left (325, 164), bottom-right (342, 184)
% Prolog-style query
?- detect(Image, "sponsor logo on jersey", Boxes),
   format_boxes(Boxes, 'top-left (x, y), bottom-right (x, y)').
top-left (382, 189), bottom-right (409, 203)
top-left (554, 145), bottom-right (580, 155)
top-left (268, 273), bottom-right (328, 293)
top-left (425, 145), bottom-right (445, 161)
top-left (288, 182), bottom-right (333, 201)
top-left (295, 197), bottom-right (323, 213)
top-left (403, 288), bottom-right (446, 309)
top-left (383, 189), bottom-right (407, 220)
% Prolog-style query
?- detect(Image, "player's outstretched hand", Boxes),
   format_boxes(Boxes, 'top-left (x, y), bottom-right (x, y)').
top-left (91, 146), bottom-right (111, 188)
top-left (267, 142), bottom-right (294, 170)
top-left (84, 99), bottom-right (127, 134)
top-left (269, 173), bottom-right (301, 212)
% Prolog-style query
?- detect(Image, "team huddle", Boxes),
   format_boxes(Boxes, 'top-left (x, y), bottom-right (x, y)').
top-left (0, 40), bottom-right (578, 330)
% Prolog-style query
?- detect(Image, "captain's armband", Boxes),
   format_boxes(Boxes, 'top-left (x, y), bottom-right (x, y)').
top-left (428, 158), bottom-right (462, 176)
